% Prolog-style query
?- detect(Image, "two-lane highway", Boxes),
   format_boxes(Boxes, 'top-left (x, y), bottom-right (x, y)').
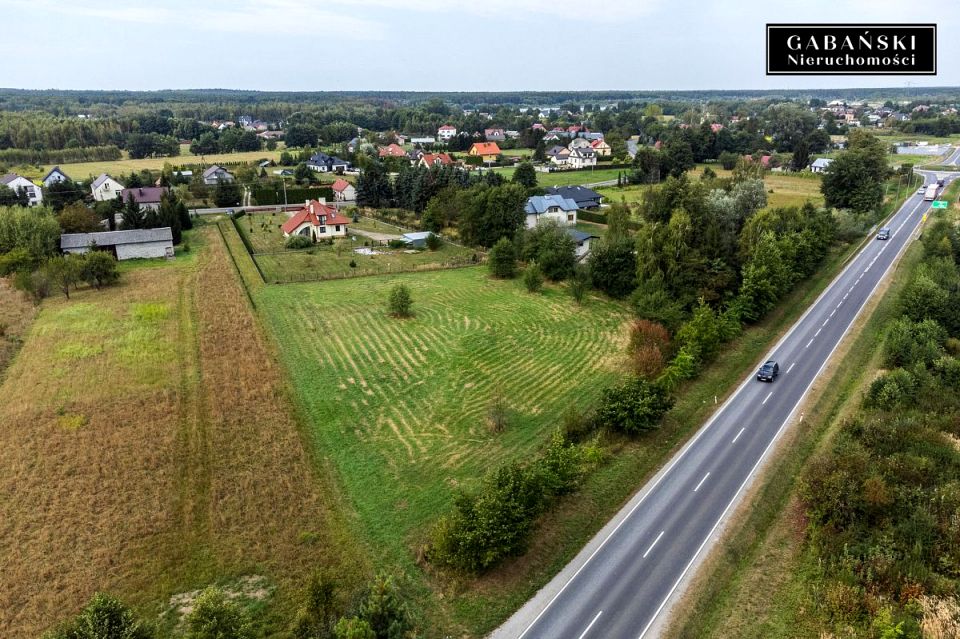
top-left (493, 161), bottom-right (959, 639)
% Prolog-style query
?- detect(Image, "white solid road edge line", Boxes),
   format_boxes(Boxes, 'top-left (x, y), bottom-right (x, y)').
top-left (634, 180), bottom-right (935, 639)
top-left (577, 611), bottom-right (603, 639)
top-left (510, 182), bottom-right (932, 639)
top-left (643, 531), bottom-right (665, 559)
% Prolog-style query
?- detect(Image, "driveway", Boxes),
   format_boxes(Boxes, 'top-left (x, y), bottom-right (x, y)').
top-left (350, 228), bottom-right (403, 242)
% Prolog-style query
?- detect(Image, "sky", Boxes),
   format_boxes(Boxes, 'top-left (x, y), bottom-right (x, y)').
top-left (0, 0), bottom-right (957, 92)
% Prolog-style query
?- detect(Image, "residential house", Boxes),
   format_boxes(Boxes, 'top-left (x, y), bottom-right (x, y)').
top-left (410, 136), bottom-right (436, 145)
top-left (548, 146), bottom-right (570, 166)
top-left (61, 228), bottom-right (175, 260)
top-left (524, 194), bottom-right (578, 229)
top-left (0, 173), bottom-right (43, 206)
top-left (307, 152), bottom-right (351, 173)
top-left (484, 128), bottom-right (506, 142)
top-left (346, 136), bottom-right (362, 153)
top-left (281, 199), bottom-right (351, 240)
top-left (91, 174), bottom-right (125, 202)
top-left (468, 142), bottom-right (501, 164)
top-left (810, 158), bottom-right (834, 173)
top-left (120, 186), bottom-right (168, 211)
top-left (545, 186), bottom-right (603, 209)
top-left (567, 228), bottom-right (598, 260)
top-left (710, 123), bottom-right (725, 133)
top-left (590, 139), bottom-right (612, 157)
top-left (202, 165), bottom-right (235, 185)
top-left (567, 147), bottom-right (597, 169)
top-left (568, 137), bottom-right (593, 150)
top-left (437, 125), bottom-right (457, 141)
top-left (406, 149), bottom-right (424, 163)
top-left (419, 153), bottom-right (454, 168)
top-left (378, 144), bottom-right (407, 158)
top-left (331, 178), bottom-right (356, 201)
top-left (532, 123), bottom-right (546, 132)
top-left (505, 130), bottom-right (520, 139)
top-left (42, 166), bottom-right (71, 187)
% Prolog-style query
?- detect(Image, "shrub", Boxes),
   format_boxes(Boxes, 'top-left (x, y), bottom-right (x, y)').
top-left (568, 266), bottom-right (588, 304)
top-left (285, 234), bottom-right (314, 249)
top-left (488, 237), bottom-right (518, 278)
top-left (588, 239), bottom-right (637, 298)
top-left (184, 587), bottom-right (254, 639)
top-left (14, 268), bottom-right (51, 303)
top-left (884, 317), bottom-right (946, 369)
top-left (387, 284), bottom-right (413, 318)
top-left (43, 254), bottom-right (83, 299)
top-left (388, 239), bottom-right (407, 249)
top-left (80, 252), bottom-right (120, 290)
top-left (43, 592), bottom-right (153, 639)
top-left (523, 222), bottom-right (575, 281)
top-left (334, 618), bottom-right (376, 639)
top-left (628, 319), bottom-right (672, 378)
top-left (866, 368), bottom-right (918, 410)
top-left (430, 462), bottom-right (546, 573)
top-left (291, 571), bottom-right (340, 639)
top-left (0, 247), bottom-right (35, 276)
top-left (933, 356), bottom-right (960, 389)
top-left (523, 263), bottom-right (544, 293)
top-left (425, 232), bottom-right (442, 251)
top-left (595, 377), bottom-right (674, 435)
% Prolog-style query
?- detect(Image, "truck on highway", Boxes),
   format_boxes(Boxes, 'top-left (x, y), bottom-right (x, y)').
top-left (925, 184), bottom-right (939, 201)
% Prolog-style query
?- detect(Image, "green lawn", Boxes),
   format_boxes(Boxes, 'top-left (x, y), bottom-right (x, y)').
top-left (255, 268), bottom-right (630, 571)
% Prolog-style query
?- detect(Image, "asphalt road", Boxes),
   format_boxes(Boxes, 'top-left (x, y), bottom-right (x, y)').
top-left (493, 159), bottom-right (960, 639)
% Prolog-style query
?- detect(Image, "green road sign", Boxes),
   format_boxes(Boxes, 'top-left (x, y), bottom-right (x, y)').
top-left (932, 200), bottom-right (949, 209)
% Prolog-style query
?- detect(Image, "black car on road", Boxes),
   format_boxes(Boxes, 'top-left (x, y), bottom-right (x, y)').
top-left (876, 228), bottom-right (891, 240)
top-left (757, 360), bottom-right (779, 382)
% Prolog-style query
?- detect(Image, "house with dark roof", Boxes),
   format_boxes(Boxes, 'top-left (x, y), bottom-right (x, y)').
top-left (307, 152), bottom-right (351, 173)
top-left (524, 194), bottom-right (579, 229)
top-left (120, 186), bottom-right (168, 211)
top-left (42, 166), bottom-right (72, 187)
top-left (567, 146), bottom-right (597, 169)
top-left (281, 200), bottom-right (351, 240)
top-left (545, 186), bottom-right (603, 209)
top-left (61, 227), bottom-right (174, 260)
top-left (566, 228), bottom-right (598, 260)
top-left (202, 165), bottom-right (235, 185)
top-left (0, 173), bottom-right (43, 206)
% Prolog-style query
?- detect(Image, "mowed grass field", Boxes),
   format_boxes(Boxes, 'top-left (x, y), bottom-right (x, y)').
top-left (255, 269), bottom-right (631, 573)
top-left (0, 227), bottom-right (364, 637)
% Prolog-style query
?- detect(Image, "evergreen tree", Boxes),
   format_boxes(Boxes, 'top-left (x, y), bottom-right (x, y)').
top-left (121, 193), bottom-right (145, 229)
top-left (511, 162), bottom-right (538, 189)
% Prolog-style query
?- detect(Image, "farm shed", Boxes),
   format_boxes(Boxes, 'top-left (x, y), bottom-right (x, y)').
top-left (401, 232), bottom-right (434, 248)
top-left (61, 228), bottom-right (175, 260)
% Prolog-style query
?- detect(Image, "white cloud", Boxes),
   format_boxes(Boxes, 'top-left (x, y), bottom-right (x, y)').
top-left (338, 0), bottom-right (662, 21)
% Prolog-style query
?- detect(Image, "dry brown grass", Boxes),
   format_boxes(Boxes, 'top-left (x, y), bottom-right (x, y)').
top-left (0, 228), bottom-right (365, 637)
top-left (919, 596), bottom-right (960, 639)
top-left (0, 278), bottom-right (37, 376)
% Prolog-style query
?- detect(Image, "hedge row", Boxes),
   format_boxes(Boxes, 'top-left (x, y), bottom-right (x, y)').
top-left (252, 186), bottom-right (334, 205)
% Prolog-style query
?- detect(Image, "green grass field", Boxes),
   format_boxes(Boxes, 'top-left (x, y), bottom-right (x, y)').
top-left (235, 214), bottom-right (477, 282)
top-left (25, 144), bottom-right (288, 181)
top-left (255, 269), bottom-right (630, 572)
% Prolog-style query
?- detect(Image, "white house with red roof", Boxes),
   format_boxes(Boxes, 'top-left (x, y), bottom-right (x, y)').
top-left (281, 200), bottom-right (351, 240)
top-left (437, 125), bottom-right (457, 141)
top-left (418, 153), bottom-right (454, 168)
top-left (590, 139), bottom-right (612, 157)
top-left (330, 178), bottom-right (356, 202)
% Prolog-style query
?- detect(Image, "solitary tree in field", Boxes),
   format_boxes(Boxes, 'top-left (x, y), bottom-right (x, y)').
top-left (488, 237), bottom-right (518, 278)
top-left (44, 255), bottom-right (82, 299)
top-left (184, 587), bottom-right (254, 639)
top-left (387, 284), bottom-right (413, 318)
top-left (523, 263), bottom-right (544, 293)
